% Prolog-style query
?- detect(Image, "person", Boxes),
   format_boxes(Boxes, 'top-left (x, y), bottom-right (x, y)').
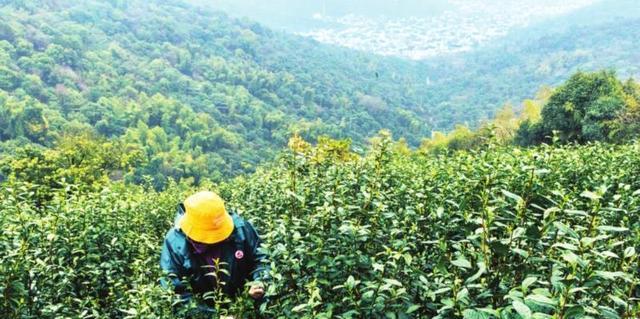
top-left (160, 191), bottom-right (269, 313)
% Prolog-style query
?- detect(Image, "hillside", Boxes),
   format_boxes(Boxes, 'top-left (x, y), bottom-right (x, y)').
top-left (0, 0), bottom-right (432, 186)
top-left (417, 10), bottom-right (640, 128)
top-left (210, 0), bottom-right (640, 130)
top-left (2, 136), bottom-right (639, 317)
top-left (2, 0), bottom-right (640, 187)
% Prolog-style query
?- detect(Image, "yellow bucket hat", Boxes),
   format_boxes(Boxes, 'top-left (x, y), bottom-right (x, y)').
top-left (179, 191), bottom-right (234, 244)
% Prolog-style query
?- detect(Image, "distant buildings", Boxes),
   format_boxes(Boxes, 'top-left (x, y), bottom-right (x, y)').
top-left (299, 0), bottom-right (597, 60)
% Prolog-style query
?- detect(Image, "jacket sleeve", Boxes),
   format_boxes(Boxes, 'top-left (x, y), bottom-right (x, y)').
top-left (244, 220), bottom-right (270, 283)
top-left (160, 230), bottom-right (190, 300)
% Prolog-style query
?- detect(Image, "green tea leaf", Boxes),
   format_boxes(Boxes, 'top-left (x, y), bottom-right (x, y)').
top-left (502, 190), bottom-right (524, 203)
top-left (525, 294), bottom-right (557, 307)
top-left (597, 226), bottom-right (629, 233)
top-left (463, 309), bottom-right (491, 319)
top-left (580, 191), bottom-right (602, 200)
top-left (522, 277), bottom-right (537, 291)
top-left (452, 257), bottom-right (473, 269)
top-left (512, 300), bottom-right (532, 319)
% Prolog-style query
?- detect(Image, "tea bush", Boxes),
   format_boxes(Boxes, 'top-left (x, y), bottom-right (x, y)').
top-left (2, 138), bottom-right (640, 318)
top-left (0, 182), bottom-right (184, 318)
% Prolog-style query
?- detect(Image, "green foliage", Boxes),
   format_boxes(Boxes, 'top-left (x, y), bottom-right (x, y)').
top-left (228, 136), bottom-right (640, 318)
top-left (421, 125), bottom-right (482, 155)
top-left (420, 96), bottom-right (545, 154)
top-left (3, 135), bottom-right (640, 318)
top-left (420, 72), bottom-right (638, 153)
top-left (0, 182), bottom-right (184, 318)
top-left (1, 0), bottom-right (638, 185)
top-left (517, 71), bottom-right (639, 145)
top-left (611, 79), bottom-right (640, 140)
top-left (287, 134), bottom-right (358, 165)
top-left (0, 0), bottom-right (439, 187)
top-left (0, 133), bottom-right (143, 204)
top-left (0, 22), bottom-right (16, 43)
top-left (0, 92), bottom-right (52, 143)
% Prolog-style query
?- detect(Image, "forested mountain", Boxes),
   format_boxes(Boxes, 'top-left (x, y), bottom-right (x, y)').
top-left (415, 0), bottom-right (640, 128)
top-left (0, 0), bottom-right (432, 186)
top-left (1, 0), bottom-right (639, 188)
top-left (210, 0), bottom-right (640, 128)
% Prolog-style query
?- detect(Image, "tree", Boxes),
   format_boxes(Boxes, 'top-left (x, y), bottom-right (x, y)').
top-left (0, 22), bottom-right (16, 43)
top-left (0, 66), bottom-right (19, 90)
top-left (529, 71), bottom-right (627, 143)
top-left (611, 79), bottom-right (640, 140)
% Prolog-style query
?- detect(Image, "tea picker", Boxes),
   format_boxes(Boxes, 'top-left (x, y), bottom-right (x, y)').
top-left (160, 191), bottom-right (269, 314)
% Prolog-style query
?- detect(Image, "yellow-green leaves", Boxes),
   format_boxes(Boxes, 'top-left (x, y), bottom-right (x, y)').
top-left (4, 137), bottom-right (640, 318)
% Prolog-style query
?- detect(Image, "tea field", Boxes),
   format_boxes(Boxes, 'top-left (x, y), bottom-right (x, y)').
top-left (2, 138), bottom-right (640, 318)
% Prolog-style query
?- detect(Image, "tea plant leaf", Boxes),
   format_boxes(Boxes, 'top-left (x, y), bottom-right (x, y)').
top-left (406, 304), bottom-right (421, 314)
top-left (512, 300), bottom-right (532, 319)
top-left (384, 279), bottom-right (403, 287)
top-left (598, 306), bottom-right (622, 319)
top-left (624, 247), bottom-right (636, 258)
top-left (580, 191), bottom-right (602, 200)
top-left (292, 303), bottom-right (308, 312)
top-left (593, 271), bottom-right (631, 282)
top-left (452, 257), bottom-right (473, 269)
top-left (597, 226), bottom-right (629, 233)
top-left (502, 190), bottom-right (524, 203)
top-left (609, 295), bottom-right (628, 307)
top-left (465, 262), bottom-right (486, 284)
top-left (462, 309), bottom-right (491, 319)
top-left (522, 277), bottom-right (537, 292)
top-left (564, 305), bottom-right (585, 318)
top-left (553, 242), bottom-right (579, 251)
top-left (552, 222), bottom-right (579, 238)
top-left (512, 248), bottom-right (529, 258)
top-left (525, 294), bottom-right (557, 307)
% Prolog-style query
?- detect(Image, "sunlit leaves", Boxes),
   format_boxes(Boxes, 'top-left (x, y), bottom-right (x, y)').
top-left (3, 134), bottom-right (640, 318)
top-left (513, 300), bottom-right (532, 319)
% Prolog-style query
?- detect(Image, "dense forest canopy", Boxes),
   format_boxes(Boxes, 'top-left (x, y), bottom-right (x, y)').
top-left (0, 0), bottom-right (639, 189)
top-left (0, 0), bottom-right (437, 187)
top-left (416, 71), bottom-right (640, 154)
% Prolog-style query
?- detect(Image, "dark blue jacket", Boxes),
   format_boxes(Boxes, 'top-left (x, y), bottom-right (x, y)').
top-left (160, 204), bottom-right (269, 301)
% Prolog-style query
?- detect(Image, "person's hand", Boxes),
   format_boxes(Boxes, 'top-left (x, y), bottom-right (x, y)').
top-left (248, 283), bottom-right (265, 299)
